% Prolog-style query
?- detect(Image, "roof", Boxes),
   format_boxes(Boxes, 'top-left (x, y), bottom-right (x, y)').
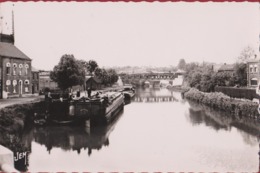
top-left (0, 42), bottom-right (31, 60)
top-left (218, 64), bottom-right (235, 72)
top-left (176, 69), bottom-right (186, 74)
top-left (247, 58), bottom-right (260, 63)
top-left (86, 76), bottom-right (102, 83)
top-left (31, 66), bottom-right (39, 72)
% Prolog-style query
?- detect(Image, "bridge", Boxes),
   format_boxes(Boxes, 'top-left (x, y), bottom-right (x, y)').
top-left (119, 70), bottom-right (185, 87)
top-left (133, 96), bottom-right (178, 102)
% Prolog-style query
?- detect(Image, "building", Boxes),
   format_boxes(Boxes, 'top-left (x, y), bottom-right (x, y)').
top-left (0, 33), bottom-right (32, 98)
top-left (217, 63), bottom-right (235, 73)
top-left (85, 76), bottom-right (102, 90)
top-left (39, 70), bottom-right (58, 92)
top-left (247, 56), bottom-right (260, 87)
top-left (31, 67), bottom-right (39, 94)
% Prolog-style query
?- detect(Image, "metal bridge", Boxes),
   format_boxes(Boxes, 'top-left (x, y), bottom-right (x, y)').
top-left (133, 96), bottom-right (178, 102)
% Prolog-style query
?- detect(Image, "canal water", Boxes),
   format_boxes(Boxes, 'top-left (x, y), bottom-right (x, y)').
top-left (2, 87), bottom-right (260, 172)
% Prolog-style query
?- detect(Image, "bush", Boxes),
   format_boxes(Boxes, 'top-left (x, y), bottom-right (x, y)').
top-left (184, 88), bottom-right (259, 118)
top-left (0, 101), bottom-right (44, 132)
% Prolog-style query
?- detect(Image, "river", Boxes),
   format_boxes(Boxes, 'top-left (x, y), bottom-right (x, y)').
top-left (2, 87), bottom-right (260, 172)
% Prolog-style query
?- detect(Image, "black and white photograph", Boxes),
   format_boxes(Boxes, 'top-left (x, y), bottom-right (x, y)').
top-left (0, 1), bottom-right (259, 172)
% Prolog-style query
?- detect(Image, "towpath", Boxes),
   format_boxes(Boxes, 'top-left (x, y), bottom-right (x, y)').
top-left (0, 95), bottom-right (44, 110)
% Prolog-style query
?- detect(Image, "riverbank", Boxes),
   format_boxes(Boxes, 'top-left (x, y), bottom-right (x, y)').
top-left (167, 85), bottom-right (190, 93)
top-left (0, 95), bottom-right (44, 109)
top-left (183, 88), bottom-right (259, 119)
top-left (0, 97), bottom-right (45, 133)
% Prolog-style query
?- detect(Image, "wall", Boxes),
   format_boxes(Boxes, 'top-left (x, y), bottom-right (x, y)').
top-left (215, 86), bottom-right (258, 100)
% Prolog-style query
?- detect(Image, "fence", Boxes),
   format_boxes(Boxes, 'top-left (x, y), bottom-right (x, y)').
top-left (215, 86), bottom-right (258, 100)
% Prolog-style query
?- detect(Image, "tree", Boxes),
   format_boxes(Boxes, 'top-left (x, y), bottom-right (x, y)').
top-left (94, 67), bottom-right (103, 79)
top-left (237, 46), bottom-right (256, 63)
top-left (87, 60), bottom-right (98, 75)
top-left (50, 54), bottom-right (85, 91)
top-left (234, 63), bottom-right (247, 86)
top-left (106, 69), bottom-right (119, 86)
top-left (178, 59), bottom-right (186, 70)
top-left (212, 71), bottom-right (235, 87)
top-left (94, 68), bottom-right (119, 86)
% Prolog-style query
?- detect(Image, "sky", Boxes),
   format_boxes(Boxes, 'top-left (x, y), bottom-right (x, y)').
top-left (0, 2), bottom-right (259, 70)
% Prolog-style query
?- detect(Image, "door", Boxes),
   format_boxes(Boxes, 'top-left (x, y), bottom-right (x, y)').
top-left (19, 80), bottom-right (23, 97)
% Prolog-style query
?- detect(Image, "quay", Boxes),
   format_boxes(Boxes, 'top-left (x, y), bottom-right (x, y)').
top-left (0, 95), bottom-right (44, 110)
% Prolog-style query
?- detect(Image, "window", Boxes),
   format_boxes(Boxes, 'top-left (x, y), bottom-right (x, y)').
top-left (254, 65), bottom-right (258, 73)
top-left (6, 80), bottom-right (11, 86)
top-left (12, 80), bottom-right (17, 86)
top-left (6, 63), bottom-right (11, 75)
top-left (251, 78), bottom-right (258, 86)
top-left (249, 65), bottom-right (254, 73)
top-left (25, 87), bottom-right (29, 92)
top-left (24, 80), bottom-right (30, 85)
top-left (13, 63), bottom-right (17, 75)
top-left (25, 64), bottom-right (29, 75)
top-left (19, 64), bottom-right (23, 75)
top-left (12, 80), bottom-right (17, 93)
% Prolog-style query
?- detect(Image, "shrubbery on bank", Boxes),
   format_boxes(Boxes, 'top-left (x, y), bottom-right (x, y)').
top-left (0, 101), bottom-right (45, 133)
top-left (184, 88), bottom-right (259, 118)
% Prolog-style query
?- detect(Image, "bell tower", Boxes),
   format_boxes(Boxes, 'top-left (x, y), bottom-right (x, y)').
top-left (0, 3), bottom-right (15, 44)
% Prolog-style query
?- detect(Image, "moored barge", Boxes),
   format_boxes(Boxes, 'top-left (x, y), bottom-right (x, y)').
top-left (38, 91), bottom-right (124, 126)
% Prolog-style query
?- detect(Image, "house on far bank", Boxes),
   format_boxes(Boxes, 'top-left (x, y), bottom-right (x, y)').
top-left (31, 67), bottom-right (39, 94)
top-left (85, 76), bottom-right (102, 90)
top-left (217, 63), bottom-right (235, 73)
top-left (39, 70), bottom-right (58, 92)
top-left (247, 56), bottom-right (260, 87)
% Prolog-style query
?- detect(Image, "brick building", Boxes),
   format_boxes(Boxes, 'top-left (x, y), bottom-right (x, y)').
top-left (0, 33), bottom-right (32, 98)
top-left (31, 67), bottom-right (39, 94)
top-left (247, 57), bottom-right (260, 87)
top-left (39, 70), bottom-right (58, 92)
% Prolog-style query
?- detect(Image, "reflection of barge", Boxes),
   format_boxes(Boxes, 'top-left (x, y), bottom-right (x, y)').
top-left (37, 92), bottom-right (124, 125)
top-left (32, 110), bottom-right (124, 155)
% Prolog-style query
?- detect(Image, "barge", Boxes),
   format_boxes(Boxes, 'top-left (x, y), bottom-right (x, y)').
top-left (36, 92), bottom-right (124, 126)
top-left (119, 85), bottom-right (135, 100)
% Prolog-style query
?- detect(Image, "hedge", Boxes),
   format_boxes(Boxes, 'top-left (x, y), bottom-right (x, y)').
top-left (215, 86), bottom-right (258, 100)
top-left (184, 88), bottom-right (259, 118)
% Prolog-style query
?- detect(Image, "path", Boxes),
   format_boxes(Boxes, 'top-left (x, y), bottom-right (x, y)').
top-left (0, 95), bottom-right (44, 109)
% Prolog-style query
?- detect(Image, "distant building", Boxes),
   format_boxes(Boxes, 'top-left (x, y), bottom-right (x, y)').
top-left (217, 63), bottom-right (235, 72)
top-left (31, 67), bottom-right (39, 94)
top-left (39, 71), bottom-right (58, 92)
top-left (0, 33), bottom-right (32, 98)
top-left (247, 56), bottom-right (260, 87)
top-left (85, 76), bottom-right (102, 90)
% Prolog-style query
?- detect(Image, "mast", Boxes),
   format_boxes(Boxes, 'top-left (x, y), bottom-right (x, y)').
top-left (0, 3), bottom-right (3, 34)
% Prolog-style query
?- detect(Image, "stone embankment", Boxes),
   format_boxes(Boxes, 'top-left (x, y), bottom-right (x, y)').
top-left (183, 88), bottom-right (259, 119)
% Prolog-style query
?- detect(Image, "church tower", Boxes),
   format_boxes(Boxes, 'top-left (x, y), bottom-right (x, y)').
top-left (0, 3), bottom-right (15, 44)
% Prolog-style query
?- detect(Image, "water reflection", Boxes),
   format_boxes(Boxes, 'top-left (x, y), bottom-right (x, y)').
top-left (30, 110), bottom-right (123, 153)
top-left (187, 100), bottom-right (260, 172)
top-left (2, 88), bottom-right (260, 171)
top-left (133, 87), bottom-right (180, 103)
top-left (0, 131), bottom-right (31, 172)
top-left (187, 100), bottom-right (260, 146)
top-left (1, 110), bottom-right (123, 171)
